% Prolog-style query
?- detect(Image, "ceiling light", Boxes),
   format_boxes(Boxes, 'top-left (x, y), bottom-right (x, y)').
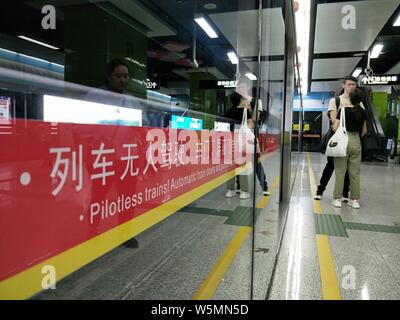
top-left (352, 68), bottom-right (362, 77)
top-left (0, 48), bottom-right (17, 55)
top-left (245, 72), bottom-right (257, 81)
top-left (125, 57), bottom-right (146, 68)
top-left (227, 51), bottom-right (238, 64)
top-left (204, 3), bottom-right (217, 10)
top-left (19, 53), bottom-right (50, 64)
top-left (393, 13), bottom-right (400, 26)
top-left (295, 0), bottom-right (310, 94)
top-left (18, 35), bottom-right (59, 50)
top-left (51, 62), bottom-right (64, 68)
top-left (370, 44), bottom-right (383, 59)
top-left (0, 48), bottom-right (64, 68)
top-left (194, 17), bottom-right (218, 39)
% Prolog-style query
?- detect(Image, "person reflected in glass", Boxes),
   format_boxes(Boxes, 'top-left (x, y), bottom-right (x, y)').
top-left (237, 82), bottom-right (270, 196)
top-left (85, 59), bottom-right (142, 248)
top-left (85, 58), bottom-right (148, 127)
top-left (102, 58), bottom-right (130, 93)
top-left (225, 91), bottom-right (260, 200)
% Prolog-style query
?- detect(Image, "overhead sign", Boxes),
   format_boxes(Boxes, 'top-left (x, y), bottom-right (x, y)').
top-left (171, 115), bottom-right (203, 130)
top-left (359, 74), bottom-right (400, 86)
top-left (146, 79), bottom-right (160, 90)
top-left (199, 80), bottom-right (238, 89)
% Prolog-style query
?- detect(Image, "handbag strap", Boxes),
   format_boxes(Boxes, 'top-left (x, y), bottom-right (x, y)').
top-left (339, 107), bottom-right (347, 132)
top-left (241, 108), bottom-right (248, 128)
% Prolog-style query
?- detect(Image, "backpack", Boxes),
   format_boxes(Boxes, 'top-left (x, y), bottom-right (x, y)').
top-left (326, 96), bottom-right (340, 124)
top-left (335, 96), bottom-right (340, 109)
top-left (320, 96), bottom-right (340, 154)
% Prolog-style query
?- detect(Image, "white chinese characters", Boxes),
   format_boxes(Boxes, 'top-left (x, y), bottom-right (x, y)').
top-left (91, 143), bottom-right (116, 186)
top-left (120, 144), bottom-right (139, 180)
top-left (50, 145), bottom-right (83, 196)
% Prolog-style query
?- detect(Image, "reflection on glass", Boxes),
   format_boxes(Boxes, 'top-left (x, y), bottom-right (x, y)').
top-left (44, 95), bottom-right (142, 126)
top-left (0, 0), bottom-right (295, 301)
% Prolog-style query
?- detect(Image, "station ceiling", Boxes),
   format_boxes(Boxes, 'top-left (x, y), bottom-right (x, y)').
top-left (0, 0), bottom-right (399, 94)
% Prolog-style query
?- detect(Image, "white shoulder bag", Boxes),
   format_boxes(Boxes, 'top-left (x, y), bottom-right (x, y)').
top-left (238, 108), bottom-right (255, 153)
top-left (325, 107), bottom-right (348, 157)
top-left (237, 108), bottom-right (255, 175)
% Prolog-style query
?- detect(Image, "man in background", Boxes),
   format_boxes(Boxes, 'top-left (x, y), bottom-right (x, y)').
top-left (314, 75), bottom-right (359, 201)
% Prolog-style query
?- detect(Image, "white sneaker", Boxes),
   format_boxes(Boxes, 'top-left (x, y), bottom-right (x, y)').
top-left (314, 195), bottom-right (322, 200)
top-left (240, 191), bottom-right (251, 199)
top-left (263, 190), bottom-right (270, 196)
top-left (225, 189), bottom-right (236, 198)
top-left (331, 198), bottom-right (342, 208)
top-left (348, 199), bottom-right (360, 209)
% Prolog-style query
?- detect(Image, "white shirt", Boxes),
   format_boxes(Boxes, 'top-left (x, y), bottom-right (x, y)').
top-left (328, 94), bottom-right (365, 115)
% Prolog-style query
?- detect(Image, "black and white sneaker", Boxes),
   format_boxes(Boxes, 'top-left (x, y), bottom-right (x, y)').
top-left (314, 193), bottom-right (322, 200)
top-left (263, 190), bottom-right (270, 196)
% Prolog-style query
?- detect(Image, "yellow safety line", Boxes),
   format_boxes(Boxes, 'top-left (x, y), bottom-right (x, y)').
top-left (306, 153), bottom-right (341, 300)
top-left (193, 227), bottom-right (252, 300)
top-left (194, 175), bottom-right (280, 300)
top-left (315, 235), bottom-right (342, 300)
top-left (0, 167), bottom-right (238, 300)
top-left (307, 153), bottom-right (323, 215)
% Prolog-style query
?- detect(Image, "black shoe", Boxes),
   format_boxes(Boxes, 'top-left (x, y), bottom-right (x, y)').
top-left (314, 186), bottom-right (324, 200)
top-left (314, 190), bottom-right (323, 200)
top-left (123, 238), bottom-right (139, 248)
top-left (263, 189), bottom-right (270, 196)
top-left (262, 183), bottom-right (270, 196)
